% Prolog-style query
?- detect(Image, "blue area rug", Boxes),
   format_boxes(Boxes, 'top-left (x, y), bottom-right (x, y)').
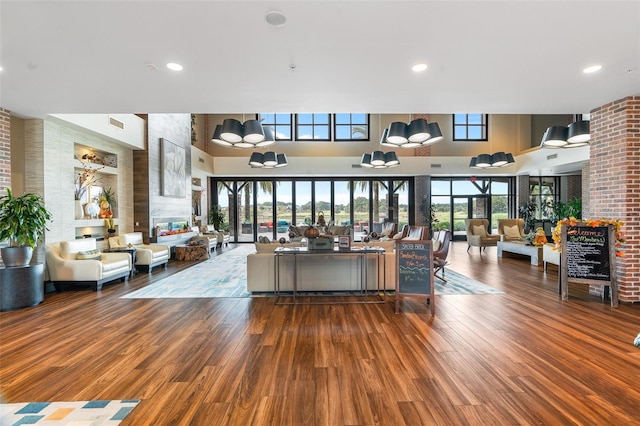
top-left (0, 399), bottom-right (139, 425)
top-left (121, 244), bottom-right (502, 299)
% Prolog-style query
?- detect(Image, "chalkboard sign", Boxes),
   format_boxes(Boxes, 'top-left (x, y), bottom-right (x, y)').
top-left (395, 240), bottom-right (434, 315)
top-left (566, 225), bottom-right (610, 281)
top-left (560, 223), bottom-right (618, 307)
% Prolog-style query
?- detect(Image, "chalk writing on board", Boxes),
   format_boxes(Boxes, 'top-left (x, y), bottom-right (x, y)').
top-left (397, 242), bottom-right (431, 294)
top-left (566, 226), bottom-right (610, 281)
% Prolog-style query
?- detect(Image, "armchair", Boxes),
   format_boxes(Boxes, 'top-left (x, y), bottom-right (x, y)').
top-left (45, 238), bottom-right (131, 291)
top-left (203, 225), bottom-right (230, 248)
top-left (190, 226), bottom-right (216, 251)
top-left (498, 218), bottom-right (525, 241)
top-left (109, 232), bottom-right (170, 273)
top-left (400, 225), bottom-right (429, 240)
top-left (433, 230), bottom-right (451, 282)
top-left (464, 219), bottom-right (499, 253)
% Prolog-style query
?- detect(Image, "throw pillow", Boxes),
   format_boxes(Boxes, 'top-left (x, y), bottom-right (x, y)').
top-left (473, 225), bottom-right (487, 238)
top-left (258, 236), bottom-right (271, 244)
top-left (76, 249), bottom-right (101, 261)
top-left (504, 225), bottom-right (521, 238)
top-left (432, 240), bottom-right (442, 251)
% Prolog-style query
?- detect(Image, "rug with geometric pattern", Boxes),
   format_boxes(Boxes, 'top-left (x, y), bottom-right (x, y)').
top-left (0, 399), bottom-right (139, 425)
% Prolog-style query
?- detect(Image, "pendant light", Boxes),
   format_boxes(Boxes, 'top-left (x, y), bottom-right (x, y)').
top-left (212, 117), bottom-right (275, 148)
top-left (540, 120), bottom-right (590, 149)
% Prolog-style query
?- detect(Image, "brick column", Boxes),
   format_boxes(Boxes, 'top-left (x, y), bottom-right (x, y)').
top-left (0, 108), bottom-right (10, 193)
top-left (413, 113), bottom-right (432, 157)
top-left (590, 96), bottom-right (640, 302)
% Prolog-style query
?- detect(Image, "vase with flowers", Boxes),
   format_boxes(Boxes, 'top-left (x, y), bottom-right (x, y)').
top-left (74, 161), bottom-right (103, 219)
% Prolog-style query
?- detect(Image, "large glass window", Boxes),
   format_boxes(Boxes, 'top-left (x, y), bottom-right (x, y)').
top-left (295, 181), bottom-right (312, 226)
top-left (237, 181), bottom-right (254, 242)
top-left (372, 181), bottom-right (389, 233)
top-left (334, 113), bottom-right (369, 141)
top-left (529, 177), bottom-right (557, 220)
top-left (352, 181), bottom-right (370, 234)
top-left (314, 181), bottom-right (331, 224)
top-left (296, 113), bottom-right (331, 140)
top-left (258, 113), bottom-right (293, 140)
top-left (275, 181), bottom-right (292, 240)
top-left (453, 114), bottom-right (488, 141)
top-left (334, 181), bottom-right (352, 226)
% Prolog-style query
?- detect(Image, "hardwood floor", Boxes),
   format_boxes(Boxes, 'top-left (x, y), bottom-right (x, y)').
top-left (1, 242), bottom-right (639, 425)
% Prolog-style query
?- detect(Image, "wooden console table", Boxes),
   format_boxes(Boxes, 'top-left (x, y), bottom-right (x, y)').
top-left (175, 244), bottom-right (210, 261)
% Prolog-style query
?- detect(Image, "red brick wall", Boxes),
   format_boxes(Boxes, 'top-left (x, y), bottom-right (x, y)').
top-left (590, 96), bottom-right (640, 302)
top-left (0, 108), bottom-right (10, 193)
top-left (413, 113), bottom-right (432, 157)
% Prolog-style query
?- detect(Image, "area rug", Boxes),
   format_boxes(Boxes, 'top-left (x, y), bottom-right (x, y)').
top-left (121, 245), bottom-right (502, 299)
top-left (0, 399), bottom-right (140, 425)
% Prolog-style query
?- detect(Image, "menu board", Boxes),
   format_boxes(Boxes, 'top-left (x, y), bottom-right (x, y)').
top-left (566, 225), bottom-right (610, 281)
top-left (395, 240), bottom-right (434, 314)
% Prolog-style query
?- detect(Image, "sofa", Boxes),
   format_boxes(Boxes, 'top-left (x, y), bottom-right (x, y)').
top-left (498, 218), bottom-right (525, 241)
top-left (246, 240), bottom-right (396, 293)
top-left (109, 232), bottom-right (170, 273)
top-left (203, 225), bottom-right (230, 248)
top-left (464, 218), bottom-right (500, 253)
top-left (45, 238), bottom-right (131, 291)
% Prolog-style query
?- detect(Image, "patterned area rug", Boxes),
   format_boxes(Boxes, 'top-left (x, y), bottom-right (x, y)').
top-left (0, 399), bottom-right (139, 425)
top-left (121, 244), bottom-right (502, 299)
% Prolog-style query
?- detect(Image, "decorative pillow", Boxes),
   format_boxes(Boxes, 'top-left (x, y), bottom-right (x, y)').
top-left (76, 249), bottom-right (101, 261)
top-left (504, 225), bottom-right (521, 238)
top-left (258, 236), bottom-right (271, 244)
top-left (473, 225), bottom-right (487, 238)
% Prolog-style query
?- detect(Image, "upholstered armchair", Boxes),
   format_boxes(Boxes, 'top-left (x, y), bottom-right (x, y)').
top-left (498, 218), bottom-right (525, 241)
top-left (109, 232), bottom-right (170, 272)
top-left (45, 238), bottom-right (131, 291)
top-left (400, 225), bottom-right (429, 240)
top-left (378, 221), bottom-right (398, 240)
top-left (203, 225), bottom-right (230, 248)
top-left (464, 219), bottom-right (499, 253)
top-left (433, 230), bottom-right (451, 282)
top-left (190, 226), bottom-right (217, 251)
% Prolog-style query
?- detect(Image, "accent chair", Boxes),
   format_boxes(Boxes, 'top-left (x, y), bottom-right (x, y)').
top-left (464, 218), bottom-right (499, 253)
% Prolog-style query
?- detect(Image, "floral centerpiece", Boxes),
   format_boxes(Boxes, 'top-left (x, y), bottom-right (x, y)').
top-left (74, 161), bottom-right (103, 200)
top-left (552, 217), bottom-right (625, 257)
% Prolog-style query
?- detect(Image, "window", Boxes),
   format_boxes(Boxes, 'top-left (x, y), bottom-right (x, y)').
top-left (295, 113), bottom-right (331, 141)
top-left (453, 114), bottom-right (488, 141)
top-left (258, 113), bottom-right (292, 141)
top-left (334, 113), bottom-right (369, 141)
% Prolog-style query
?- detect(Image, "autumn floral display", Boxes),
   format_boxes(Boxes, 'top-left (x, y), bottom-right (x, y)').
top-left (552, 217), bottom-right (625, 257)
top-left (74, 161), bottom-right (104, 200)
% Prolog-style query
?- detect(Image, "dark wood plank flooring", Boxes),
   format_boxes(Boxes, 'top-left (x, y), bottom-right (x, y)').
top-left (1, 242), bottom-right (639, 425)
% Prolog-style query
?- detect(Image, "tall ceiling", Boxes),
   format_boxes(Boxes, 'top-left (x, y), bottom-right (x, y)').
top-left (1, 1), bottom-right (639, 119)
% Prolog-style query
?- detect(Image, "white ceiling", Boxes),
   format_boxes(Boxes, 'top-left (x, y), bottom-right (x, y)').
top-left (1, 1), bottom-right (639, 119)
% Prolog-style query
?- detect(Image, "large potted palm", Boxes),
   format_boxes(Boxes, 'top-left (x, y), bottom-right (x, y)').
top-left (0, 189), bottom-right (52, 267)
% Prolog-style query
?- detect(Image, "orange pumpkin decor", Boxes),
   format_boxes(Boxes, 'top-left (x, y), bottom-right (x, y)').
top-left (304, 226), bottom-right (320, 239)
top-left (532, 227), bottom-right (547, 247)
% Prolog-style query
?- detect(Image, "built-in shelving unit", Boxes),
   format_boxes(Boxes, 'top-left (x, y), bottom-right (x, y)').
top-left (74, 144), bottom-right (119, 242)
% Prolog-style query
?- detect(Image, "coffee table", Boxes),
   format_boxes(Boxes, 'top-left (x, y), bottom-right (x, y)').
top-left (497, 241), bottom-right (542, 266)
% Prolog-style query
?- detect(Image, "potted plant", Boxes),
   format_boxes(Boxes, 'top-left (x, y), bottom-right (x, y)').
top-left (209, 205), bottom-right (226, 231)
top-left (0, 189), bottom-right (52, 266)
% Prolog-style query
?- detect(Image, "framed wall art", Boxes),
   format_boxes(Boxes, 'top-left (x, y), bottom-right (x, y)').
top-left (161, 138), bottom-right (186, 198)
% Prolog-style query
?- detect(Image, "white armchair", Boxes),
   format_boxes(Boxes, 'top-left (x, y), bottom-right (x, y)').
top-left (203, 225), bottom-right (230, 248)
top-left (190, 226), bottom-right (216, 251)
top-left (45, 238), bottom-right (131, 291)
top-left (109, 232), bottom-right (170, 273)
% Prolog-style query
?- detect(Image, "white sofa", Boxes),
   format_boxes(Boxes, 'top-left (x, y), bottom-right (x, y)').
top-left (246, 240), bottom-right (396, 293)
top-left (203, 225), bottom-right (230, 248)
top-left (45, 238), bottom-right (131, 291)
top-left (109, 232), bottom-right (170, 273)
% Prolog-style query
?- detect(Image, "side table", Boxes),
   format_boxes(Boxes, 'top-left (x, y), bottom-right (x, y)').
top-left (105, 247), bottom-right (137, 276)
top-left (0, 264), bottom-right (45, 311)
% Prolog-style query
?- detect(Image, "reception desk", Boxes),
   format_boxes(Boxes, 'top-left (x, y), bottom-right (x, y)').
top-left (273, 246), bottom-right (386, 305)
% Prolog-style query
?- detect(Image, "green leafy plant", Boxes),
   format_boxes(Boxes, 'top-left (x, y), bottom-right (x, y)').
top-left (0, 189), bottom-right (52, 248)
top-left (209, 205), bottom-right (226, 231)
top-left (518, 202), bottom-right (537, 233)
top-left (551, 198), bottom-right (582, 224)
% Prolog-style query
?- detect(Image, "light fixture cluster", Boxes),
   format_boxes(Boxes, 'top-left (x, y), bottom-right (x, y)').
top-left (469, 152), bottom-right (515, 168)
top-left (212, 118), bottom-right (275, 148)
top-left (380, 118), bottom-right (444, 148)
top-left (540, 120), bottom-right (590, 149)
top-left (249, 151), bottom-right (288, 168)
top-left (360, 151), bottom-right (400, 169)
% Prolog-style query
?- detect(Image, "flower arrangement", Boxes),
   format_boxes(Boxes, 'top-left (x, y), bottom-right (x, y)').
top-left (552, 217), bottom-right (625, 257)
top-left (74, 161), bottom-right (104, 200)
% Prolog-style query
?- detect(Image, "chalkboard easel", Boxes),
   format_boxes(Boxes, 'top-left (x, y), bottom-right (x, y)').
top-left (560, 223), bottom-right (618, 307)
top-left (395, 240), bottom-right (435, 315)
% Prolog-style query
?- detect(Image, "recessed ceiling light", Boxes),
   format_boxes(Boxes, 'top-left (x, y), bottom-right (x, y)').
top-left (412, 63), bottom-right (428, 72)
top-left (265, 11), bottom-right (287, 27)
top-left (167, 62), bottom-right (183, 71)
top-left (583, 64), bottom-right (602, 74)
